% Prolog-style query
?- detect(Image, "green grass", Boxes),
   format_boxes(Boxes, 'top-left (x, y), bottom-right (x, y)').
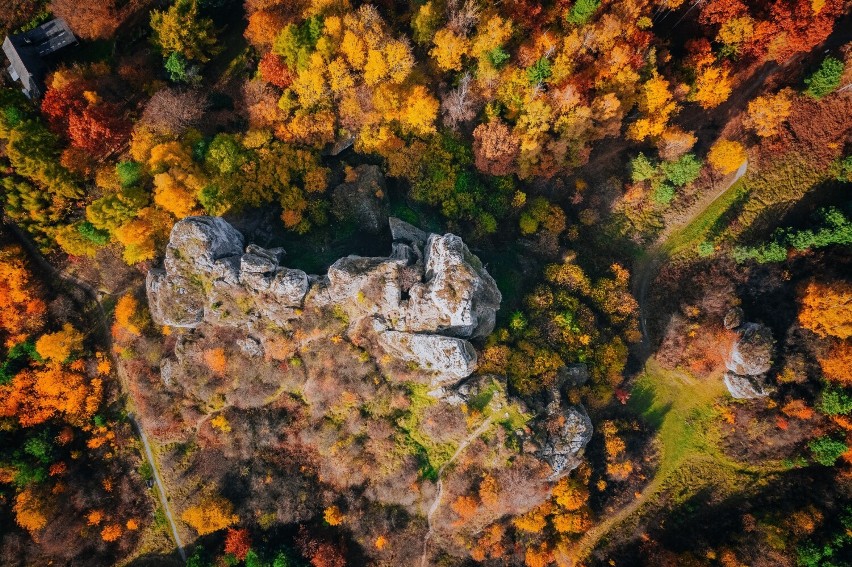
top-left (628, 360), bottom-right (727, 475)
top-left (664, 178), bottom-right (749, 257)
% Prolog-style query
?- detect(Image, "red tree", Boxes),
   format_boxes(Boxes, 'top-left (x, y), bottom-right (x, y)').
top-left (258, 52), bottom-right (294, 89)
top-left (224, 527), bottom-right (251, 561)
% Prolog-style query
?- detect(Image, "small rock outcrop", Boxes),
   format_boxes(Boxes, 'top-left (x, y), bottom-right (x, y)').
top-left (723, 309), bottom-right (775, 399)
top-left (147, 216), bottom-right (501, 386)
top-left (331, 165), bottom-right (389, 234)
top-left (539, 404), bottom-right (593, 478)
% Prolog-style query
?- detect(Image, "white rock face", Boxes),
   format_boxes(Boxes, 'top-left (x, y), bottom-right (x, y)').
top-left (399, 234), bottom-right (501, 339)
top-left (724, 371), bottom-right (770, 399)
top-left (723, 319), bottom-right (775, 399)
top-left (374, 325), bottom-right (477, 386)
top-left (539, 405), bottom-right (593, 478)
top-left (146, 216), bottom-right (501, 385)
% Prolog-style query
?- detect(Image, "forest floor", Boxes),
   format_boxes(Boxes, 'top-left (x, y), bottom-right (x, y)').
top-left (6, 225), bottom-right (183, 562)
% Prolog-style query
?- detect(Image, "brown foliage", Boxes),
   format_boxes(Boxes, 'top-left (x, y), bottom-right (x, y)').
top-left (472, 119), bottom-right (520, 176)
top-left (50, 0), bottom-right (154, 40)
top-left (140, 89), bottom-right (209, 136)
top-left (296, 525), bottom-right (347, 567)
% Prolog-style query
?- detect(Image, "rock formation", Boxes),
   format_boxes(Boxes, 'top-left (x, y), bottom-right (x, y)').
top-left (722, 308), bottom-right (775, 399)
top-left (147, 216), bottom-right (501, 387)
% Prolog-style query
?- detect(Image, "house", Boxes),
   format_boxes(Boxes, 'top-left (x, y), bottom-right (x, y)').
top-left (2, 19), bottom-right (78, 100)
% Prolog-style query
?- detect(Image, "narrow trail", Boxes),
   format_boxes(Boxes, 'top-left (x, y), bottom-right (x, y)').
top-left (419, 416), bottom-right (494, 567)
top-left (634, 160), bottom-right (747, 352)
top-left (4, 223), bottom-right (186, 561)
top-left (130, 414), bottom-right (187, 561)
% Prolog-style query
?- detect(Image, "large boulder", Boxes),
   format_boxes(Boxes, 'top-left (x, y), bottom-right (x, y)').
top-left (375, 327), bottom-right (477, 386)
top-left (726, 322), bottom-right (774, 376)
top-left (399, 234), bottom-right (502, 339)
top-left (723, 318), bottom-right (775, 399)
top-left (331, 165), bottom-right (389, 234)
top-left (724, 371), bottom-right (771, 399)
top-left (539, 404), bottom-right (593, 478)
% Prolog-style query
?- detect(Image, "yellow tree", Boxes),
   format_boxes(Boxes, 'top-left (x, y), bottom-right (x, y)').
top-left (181, 496), bottom-right (239, 535)
top-left (744, 89), bottom-right (792, 137)
top-left (35, 323), bottom-right (84, 362)
top-left (707, 139), bottom-right (746, 174)
top-left (150, 0), bottom-right (220, 63)
top-left (431, 28), bottom-right (471, 71)
top-left (627, 74), bottom-right (677, 141)
top-left (690, 64), bottom-right (733, 109)
top-left (799, 280), bottom-right (852, 339)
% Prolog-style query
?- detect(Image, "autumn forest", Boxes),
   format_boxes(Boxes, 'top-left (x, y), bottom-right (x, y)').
top-left (0, 0), bottom-right (851, 566)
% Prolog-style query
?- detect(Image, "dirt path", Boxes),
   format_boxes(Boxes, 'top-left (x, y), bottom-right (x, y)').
top-left (5, 224), bottom-right (186, 561)
top-left (571, 162), bottom-right (751, 563)
top-left (130, 414), bottom-right (187, 561)
top-left (634, 160), bottom-right (747, 354)
top-left (419, 416), bottom-right (494, 567)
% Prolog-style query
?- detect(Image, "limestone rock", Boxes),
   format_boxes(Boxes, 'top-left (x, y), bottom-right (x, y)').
top-left (726, 322), bottom-right (774, 376)
top-left (539, 405), bottom-right (593, 478)
top-left (375, 326), bottom-right (477, 386)
top-left (558, 363), bottom-right (590, 388)
top-left (147, 216), bottom-right (502, 387)
top-left (722, 316), bottom-right (775, 399)
top-left (389, 217), bottom-right (429, 247)
top-left (723, 371), bottom-right (771, 399)
top-left (400, 234), bottom-right (502, 339)
top-left (331, 165), bottom-right (388, 234)
top-left (724, 307), bottom-right (744, 330)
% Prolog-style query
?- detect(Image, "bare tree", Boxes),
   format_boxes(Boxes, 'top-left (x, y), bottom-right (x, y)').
top-left (441, 73), bottom-right (478, 130)
top-left (447, 0), bottom-right (480, 35)
top-left (139, 88), bottom-right (209, 136)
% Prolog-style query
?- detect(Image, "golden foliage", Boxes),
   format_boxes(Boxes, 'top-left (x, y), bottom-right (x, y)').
top-left (0, 246), bottom-right (47, 347)
top-left (114, 294), bottom-right (142, 336)
top-left (799, 280), bottom-right (852, 339)
top-left (431, 28), bottom-right (471, 71)
top-left (181, 496), bottom-right (239, 535)
top-left (707, 139), bottom-right (746, 174)
top-left (323, 505), bottom-right (345, 526)
top-left (819, 341), bottom-right (852, 385)
top-left (203, 348), bottom-right (228, 374)
top-left (15, 489), bottom-right (47, 534)
top-left (101, 524), bottom-right (122, 542)
top-left (211, 413), bottom-right (232, 433)
top-left (744, 89), bottom-right (792, 137)
top-left (35, 323), bottom-right (84, 363)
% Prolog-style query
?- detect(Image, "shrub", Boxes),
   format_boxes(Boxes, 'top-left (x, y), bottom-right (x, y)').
top-left (809, 436), bottom-right (848, 466)
top-left (804, 56), bottom-right (844, 99)
top-left (708, 139), bottom-right (746, 174)
top-left (631, 153), bottom-right (657, 182)
top-left (819, 387), bottom-right (852, 416)
top-left (116, 161), bottom-right (143, 188)
top-left (661, 153), bottom-right (702, 187)
top-left (527, 57), bottom-right (552, 84)
top-left (653, 184), bottom-right (675, 205)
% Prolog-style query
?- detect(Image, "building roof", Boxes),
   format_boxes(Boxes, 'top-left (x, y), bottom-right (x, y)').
top-left (2, 18), bottom-right (77, 99)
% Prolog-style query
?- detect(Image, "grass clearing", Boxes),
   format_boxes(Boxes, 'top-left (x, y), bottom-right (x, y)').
top-left (664, 178), bottom-right (749, 257)
top-left (573, 359), bottom-right (786, 561)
